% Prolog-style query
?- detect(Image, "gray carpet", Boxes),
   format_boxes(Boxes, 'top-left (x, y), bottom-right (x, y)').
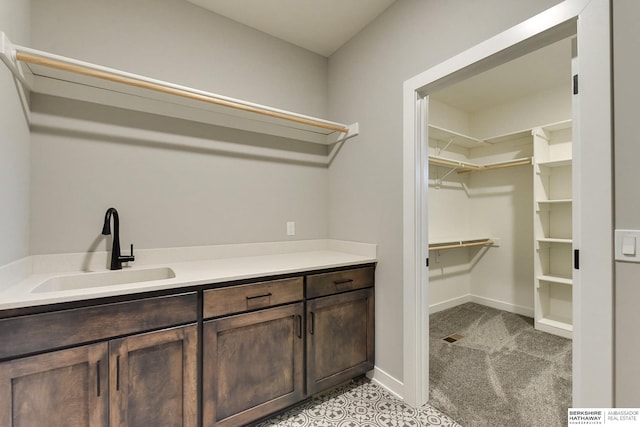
top-left (428, 303), bottom-right (572, 427)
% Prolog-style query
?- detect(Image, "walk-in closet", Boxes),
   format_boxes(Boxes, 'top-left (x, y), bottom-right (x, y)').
top-left (426, 37), bottom-right (575, 426)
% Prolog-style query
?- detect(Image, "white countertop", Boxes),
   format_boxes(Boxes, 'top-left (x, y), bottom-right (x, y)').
top-left (0, 240), bottom-right (376, 311)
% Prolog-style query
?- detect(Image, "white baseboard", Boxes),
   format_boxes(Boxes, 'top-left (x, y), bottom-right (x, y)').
top-left (429, 293), bottom-right (534, 318)
top-left (470, 295), bottom-right (534, 318)
top-left (368, 366), bottom-right (404, 400)
top-left (429, 294), bottom-right (472, 314)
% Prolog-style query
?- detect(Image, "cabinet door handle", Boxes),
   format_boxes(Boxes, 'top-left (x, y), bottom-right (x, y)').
top-left (296, 314), bottom-right (302, 338)
top-left (116, 355), bottom-right (120, 391)
top-left (309, 312), bottom-right (314, 335)
top-left (96, 361), bottom-right (101, 397)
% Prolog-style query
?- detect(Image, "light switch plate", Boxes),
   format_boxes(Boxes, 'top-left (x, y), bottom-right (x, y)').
top-left (622, 236), bottom-right (636, 256)
top-left (615, 229), bottom-right (640, 262)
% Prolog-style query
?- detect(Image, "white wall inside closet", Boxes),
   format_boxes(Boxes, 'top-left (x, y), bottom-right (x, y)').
top-left (466, 134), bottom-right (534, 314)
top-left (428, 38), bottom-right (572, 316)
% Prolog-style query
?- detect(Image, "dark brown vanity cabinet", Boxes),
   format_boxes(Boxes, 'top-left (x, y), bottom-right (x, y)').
top-left (0, 264), bottom-right (374, 427)
top-left (305, 266), bottom-right (375, 395)
top-left (0, 293), bottom-right (198, 427)
top-left (202, 277), bottom-right (305, 427)
top-left (201, 267), bottom-right (375, 426)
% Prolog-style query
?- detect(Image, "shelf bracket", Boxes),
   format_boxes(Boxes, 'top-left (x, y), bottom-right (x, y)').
top-left (435, 166), bottom-right (458, 187)
top-left (0, 32), bottom-right (32, 123)
top-left (436, 137), bottom-right (456, 156)
top-left (531, 127), bottom-right (550, 141)
top-left (326, 122), bottom-right (359, 145)
top-left (0, 32), bottom-right (30, 88)
top-left (327, 122), bottom-right (359, 165)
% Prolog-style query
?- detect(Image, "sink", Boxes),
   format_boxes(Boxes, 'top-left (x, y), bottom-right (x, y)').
top-left (32, 267), bottom-right (176, 293)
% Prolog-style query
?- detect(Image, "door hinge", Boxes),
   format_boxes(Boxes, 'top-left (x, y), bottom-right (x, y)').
top-left (426, 258), bottom-right (429, 267)
top-left (574, 249), bottom-right (580, 269)
top-left (573, 74), bottom-right (579, 95)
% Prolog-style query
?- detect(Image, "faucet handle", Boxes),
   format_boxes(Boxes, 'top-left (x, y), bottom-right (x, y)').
top-left (119, 243), bottom-right (136, 263)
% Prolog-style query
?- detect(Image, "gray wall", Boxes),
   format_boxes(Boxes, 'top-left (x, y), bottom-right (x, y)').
top-left (31, 0), bottom-right (327, 115)
top-left (613, 0), bottom-right (640, 407)
top-left (327, 0), bottom-right (562, 384)
top-left (29, 0), bottom-right (331, 254)
top-left (0, 0), bottom-right (30, 266)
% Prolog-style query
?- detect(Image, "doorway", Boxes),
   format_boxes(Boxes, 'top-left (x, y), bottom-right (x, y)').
top-left (402, 0), bottom-right (612, 409)
top-left (425, 36), bottom-right (574, 425)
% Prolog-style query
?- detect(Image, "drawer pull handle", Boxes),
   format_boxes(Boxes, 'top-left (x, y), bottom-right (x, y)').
top-left (334, 279), bottom-right (354, 286)
top-left (246, 293), bottom-right (272, 308)
top-left (246, 293), bottom-right (272, 301)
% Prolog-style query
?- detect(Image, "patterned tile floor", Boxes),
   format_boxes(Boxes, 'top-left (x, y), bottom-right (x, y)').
top-left (254, 377), bottom-right (461, 427)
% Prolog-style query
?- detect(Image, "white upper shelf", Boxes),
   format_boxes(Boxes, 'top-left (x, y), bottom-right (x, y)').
top-left (429, 124), bottom-right (533, 148)
top-left (0, 32), bottom-right (358, 146)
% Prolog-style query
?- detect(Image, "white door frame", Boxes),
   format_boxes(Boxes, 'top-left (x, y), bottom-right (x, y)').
top-left (402, 0), bottom-right (613, 408)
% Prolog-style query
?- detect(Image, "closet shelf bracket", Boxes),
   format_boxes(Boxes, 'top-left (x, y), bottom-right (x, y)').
top-left (436, 137), bottom-right (456, 156)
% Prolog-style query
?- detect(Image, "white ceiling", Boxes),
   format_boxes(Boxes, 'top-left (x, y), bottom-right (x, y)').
top-left (186, 0), bottom-right (397, 57)
top-left (432, 37), bottom-right (573, 113)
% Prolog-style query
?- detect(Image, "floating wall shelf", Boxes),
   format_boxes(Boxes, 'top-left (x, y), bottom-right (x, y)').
top-left (0, 32), bottom-right (358, 153)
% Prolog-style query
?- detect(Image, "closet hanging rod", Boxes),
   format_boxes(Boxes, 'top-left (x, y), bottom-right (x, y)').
top-left (428, 156), bottom-right (481, 171)
top-left (428, 239), bottom-right (494, 251)
top-left (10, 47), bottom-right (350, 134)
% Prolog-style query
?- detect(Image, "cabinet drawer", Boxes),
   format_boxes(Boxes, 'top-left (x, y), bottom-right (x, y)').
top-left (203, 277), bottom-right (303, 318)
top-left (306, 266), bottom-right (374, 299)
top-left (0, 292), bottom-right (197, 360)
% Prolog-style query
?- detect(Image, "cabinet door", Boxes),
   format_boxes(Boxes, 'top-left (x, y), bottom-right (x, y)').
top-left (203, 303), bottom-right (304, 427)
top-left (307, 287), bottom-right (374, 395)
top-left (109, 324), bottom-right (197, 427)
top-left (0, 343), bottom-right (109, 427)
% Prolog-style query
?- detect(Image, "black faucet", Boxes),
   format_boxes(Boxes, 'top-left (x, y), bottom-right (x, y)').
top-left (101, 207), bottom-right (135, 270)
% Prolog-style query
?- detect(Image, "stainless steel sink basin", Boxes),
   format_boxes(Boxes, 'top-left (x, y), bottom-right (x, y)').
top-left (32, 267), bottom-right (176, 293)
